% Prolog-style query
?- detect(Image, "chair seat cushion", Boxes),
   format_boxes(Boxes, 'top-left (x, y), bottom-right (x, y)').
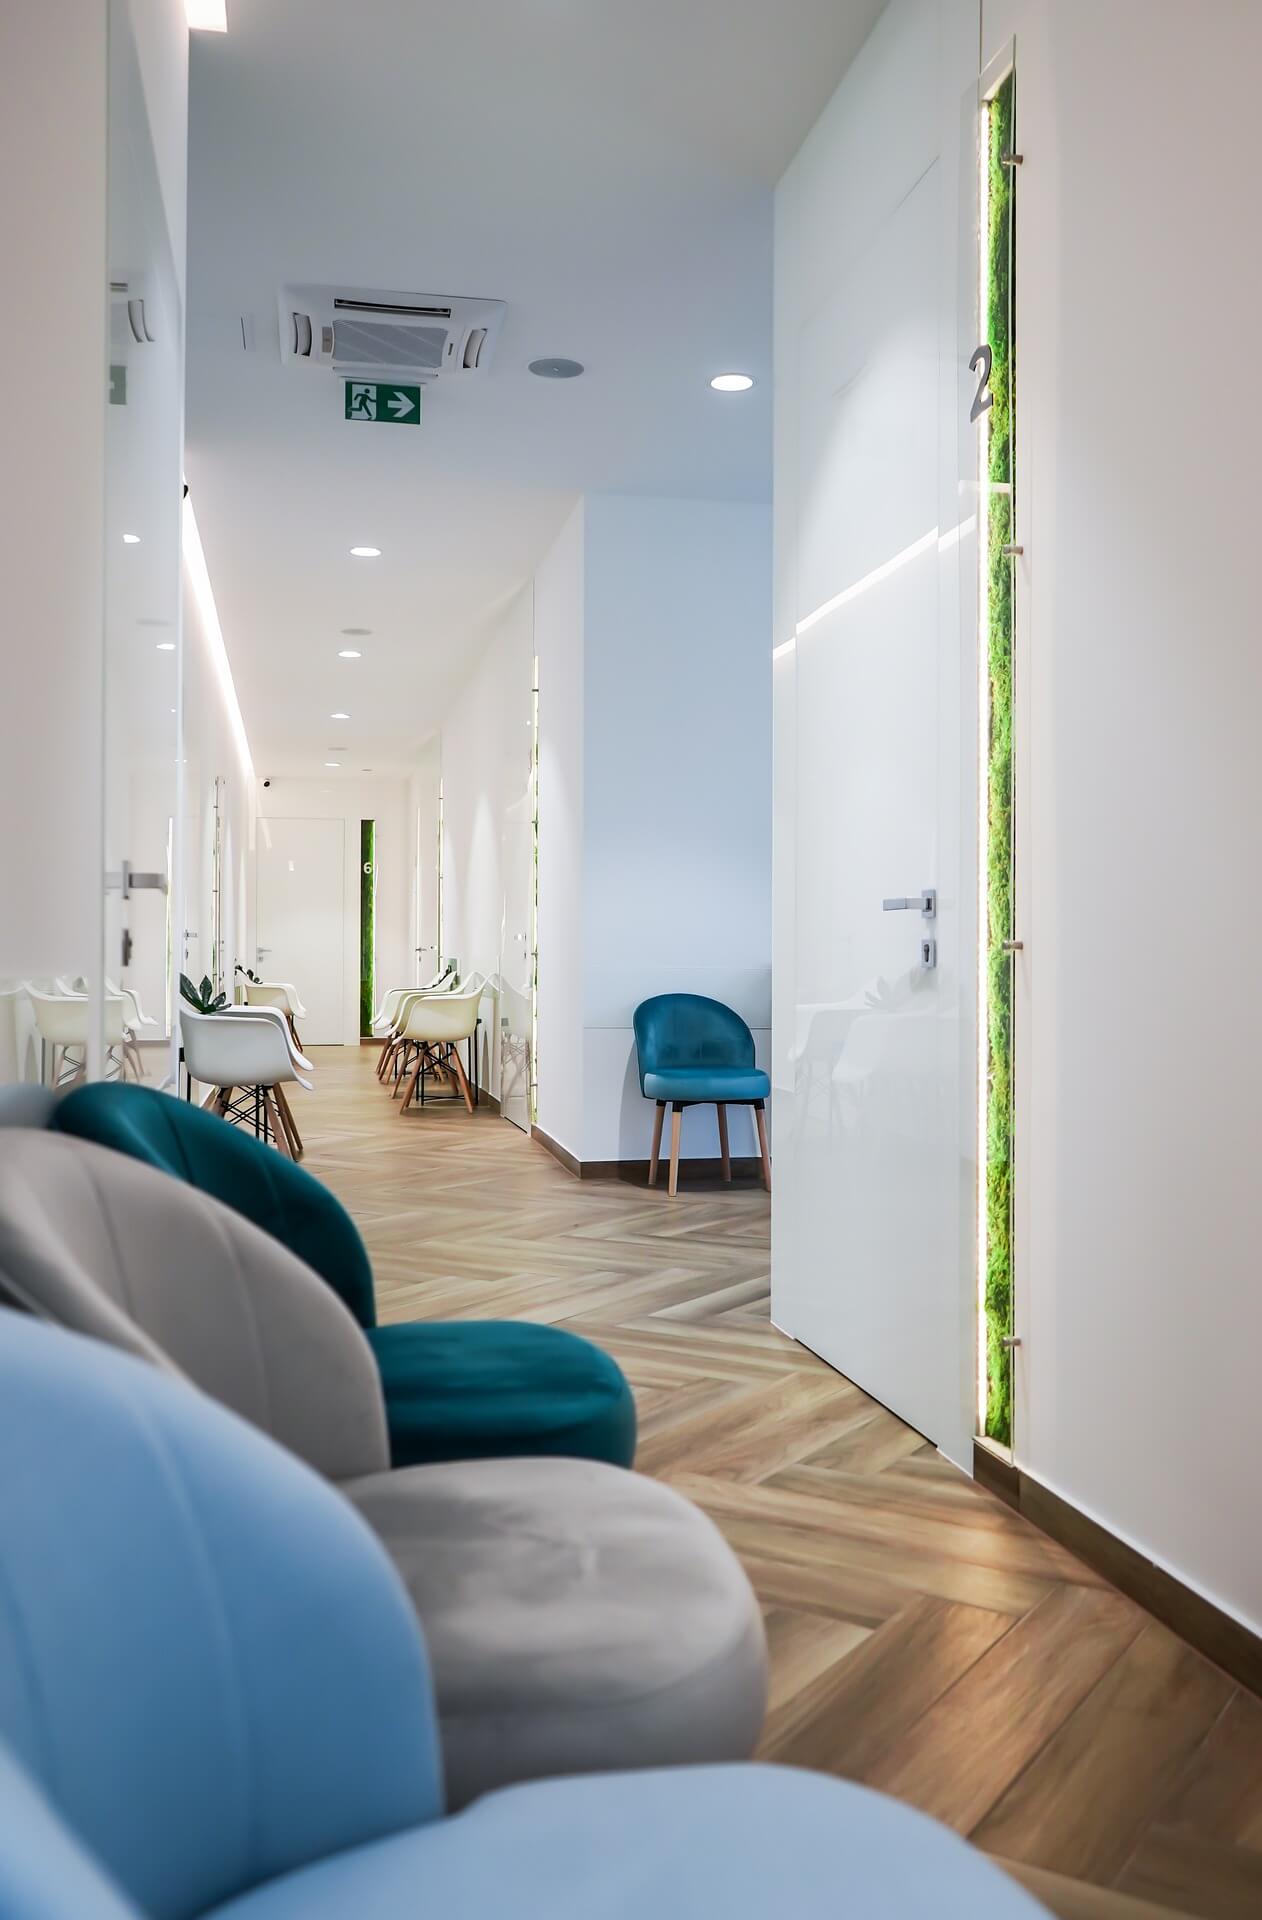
top-left (340, 1457), bottom-right (768, 1809)
top-left (642, 1066), bottom-right (770, 1105)
top-left (208, 1764), bottom-right (1049, 1920)
top-left (366, 1321), bottom-right (636, 1470)
top-left (51, 1084), bottom-right (378, 1329)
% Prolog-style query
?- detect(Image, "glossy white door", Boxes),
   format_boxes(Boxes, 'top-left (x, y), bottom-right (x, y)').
top-left (498, 753), bottom-right (536, 1134)
top-left (255, 818), bottom-right (345, 1045)
top-left (773, 2), bottom-right (978, 1469)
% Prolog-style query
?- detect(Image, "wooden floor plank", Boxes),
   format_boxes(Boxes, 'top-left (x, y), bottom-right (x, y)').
top-left (973, 1625), bottom-right (1235, 1884)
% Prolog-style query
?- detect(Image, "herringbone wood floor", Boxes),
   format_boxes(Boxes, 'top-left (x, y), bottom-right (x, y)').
top-left (302, 1047), bottom-right (1262, 1920)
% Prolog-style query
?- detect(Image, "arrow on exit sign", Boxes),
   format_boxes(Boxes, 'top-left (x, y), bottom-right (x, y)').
top-left (344, 381), bottom-right (422, 426)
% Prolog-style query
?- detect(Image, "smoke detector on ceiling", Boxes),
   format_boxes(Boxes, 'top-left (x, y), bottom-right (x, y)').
top-left (279, 284), bottom-right (505, 382)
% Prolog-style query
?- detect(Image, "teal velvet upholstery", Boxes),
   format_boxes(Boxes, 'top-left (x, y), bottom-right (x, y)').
top-left (366, 1320), bottom-right (636, 1468)
top-left (51, 1082), bottom-right (637, 1471)
top-left (633, 995), bottom-right (770, 1107)
top-left (54, 1084), bottom-right (377, 1328)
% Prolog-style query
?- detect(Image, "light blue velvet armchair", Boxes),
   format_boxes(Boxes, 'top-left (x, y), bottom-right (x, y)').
top-left (0, 1312), bottom-right (1047, 1920)
top-left (633, 994), bottom-right (772, 1196)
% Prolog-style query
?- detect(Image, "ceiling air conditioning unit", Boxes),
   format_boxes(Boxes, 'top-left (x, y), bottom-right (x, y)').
top-left (278, 284), bottom-right (505, 382)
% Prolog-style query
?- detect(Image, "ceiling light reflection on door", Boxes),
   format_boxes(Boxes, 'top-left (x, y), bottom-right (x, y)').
top-left (185, 0), bottom-right (227, 28)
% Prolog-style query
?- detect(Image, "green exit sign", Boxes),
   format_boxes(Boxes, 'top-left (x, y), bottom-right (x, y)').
top-left (344, 381), bottom-right (422, 426)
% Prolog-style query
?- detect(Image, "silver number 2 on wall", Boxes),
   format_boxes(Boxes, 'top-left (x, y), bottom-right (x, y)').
top-left (969, 344), bottom-right (994, 423)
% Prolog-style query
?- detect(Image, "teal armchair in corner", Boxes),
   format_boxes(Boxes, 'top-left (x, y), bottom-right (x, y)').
top-left (633, 994), bottom-right (771, 1198)
top-left (49, 1082), bottom-right (636, 1470)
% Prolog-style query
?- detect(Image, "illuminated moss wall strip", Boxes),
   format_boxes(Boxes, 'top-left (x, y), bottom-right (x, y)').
top-left (982, 71), bottom-right (1016, 1446)
top-left (359, 818), bottom-right (376, 1037)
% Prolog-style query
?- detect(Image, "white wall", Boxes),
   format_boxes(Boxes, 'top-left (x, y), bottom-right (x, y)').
top-left (0, 0), bottom-right (108, 990)
top-left (435, 494), bottom-right (772, 1161)
top-left (581, 495), bottom-right (772, 1162)
top-left (257, 775), bottom-right (410, 1045)
top-left (408, 736), bottom-right (442, 987)
top-left (534, 503), bottom-right (587, 1155)
top-left (975, 0), bottom-right (1262, 1636)
top-left (439, 589), bottom-right (535, 1096)
top-left (181, 563), bottom-right (255, 999)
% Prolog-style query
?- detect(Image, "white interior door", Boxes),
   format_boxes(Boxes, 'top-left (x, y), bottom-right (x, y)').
top-left (498, 769), bottom-right (535, 1133)
top-left (774, 148), bottom-right (974, 1467)
top-left (256, 818), bottom-right (346, 1045)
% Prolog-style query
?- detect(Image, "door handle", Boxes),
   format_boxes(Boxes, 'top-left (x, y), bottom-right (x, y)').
top-left (883, 890), bottom-right (936, 918)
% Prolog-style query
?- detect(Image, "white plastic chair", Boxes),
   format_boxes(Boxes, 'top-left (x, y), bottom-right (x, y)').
top-left (396, 984), bottom-right (484, 1116)
top-left (28, 987), bottom-right (129, 1087)
top-left (105, 976), bottom-right (159, 1080)
top-left (244, 981), bottom-right (308, 1051)
top-left (222, 1005), bottom-right (314, 1157)
top-left (374, 972), bottom-right (459, 1084)
top-left (180, 1005), bottom-right (311, 1157)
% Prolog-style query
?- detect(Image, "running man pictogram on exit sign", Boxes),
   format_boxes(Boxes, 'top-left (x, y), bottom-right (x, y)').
top-left (344, 382), bottom-right (422, 425)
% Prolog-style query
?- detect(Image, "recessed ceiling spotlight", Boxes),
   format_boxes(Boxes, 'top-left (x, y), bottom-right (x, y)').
top-left (338, 649), bottom-right (362, 659)
top-left (710, 372), bottom-right (755, 393)
top-left (341, 626), bottom-right (371, 635)
top-left (324, 760), bottom-right (341, 768)
top-left (122, 532), bottom-right (141, 545)
top-left (529, 357), bottom-right (584, 380)
top-left (330, 711), bottom-right (350, 720)
top-left (350, 545), bottom-right (381, 558)
top-left (156, 642), bottom-right (175, 651)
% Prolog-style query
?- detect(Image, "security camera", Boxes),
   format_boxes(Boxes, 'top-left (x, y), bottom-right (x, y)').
top-left (262, 778), bottom-right (272, 788)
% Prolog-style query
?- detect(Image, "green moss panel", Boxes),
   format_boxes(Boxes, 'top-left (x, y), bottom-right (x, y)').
top-left (360, 819), bottom-right (376, 1038)
top-left (983, 72), bottom-right (1016, 1447)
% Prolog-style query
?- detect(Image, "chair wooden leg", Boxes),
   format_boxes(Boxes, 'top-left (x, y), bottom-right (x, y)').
top-left (717, 1103), bottom-right (731, 1183)
top-left (755, 1102), bottom-right (772, 1192)
top-left (648, 1101), bottom-right (665, 1187)
top-left (399, 1056), bottom-right (423, 1113)
top-left (263, 1088), bottom-right (292, 1158)
top-left (448, 1044), bottom-right (476, 1116)
top-left (376, 1036), bottom-right (395, 1079)
top-left (668, 1103), bottom-right (683, 1198)
top-left (274, 1083), bottom-right (303, 1157)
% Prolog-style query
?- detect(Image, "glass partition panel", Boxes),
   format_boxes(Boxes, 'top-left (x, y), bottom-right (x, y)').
top-left (102, 0), bottom-right (183, 1089)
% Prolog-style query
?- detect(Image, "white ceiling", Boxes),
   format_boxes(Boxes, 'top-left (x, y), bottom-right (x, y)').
top-left (185, 0), bottom-right (885, 774)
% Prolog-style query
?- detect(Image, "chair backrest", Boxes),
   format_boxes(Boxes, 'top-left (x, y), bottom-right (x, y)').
top-left (632, 994), bottom-right (756, 1089)
top-left (402, 985), bottom-right (482, 1043)
top-left (222, 1004), bottom-right (313, 1073)
top-left (51, 1082), bottom-right (376, 1324)
top-left (180, 1004), bottom-right (293, 1087)
top-left (373, 985), bottom-right (407, 1029)
top-left (244, 981), bottom-right (291, 1013)
top-left (0, 1312), bottom-right (443, 1920)
top-left (0, 1130), bottom-right (389, 1481)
